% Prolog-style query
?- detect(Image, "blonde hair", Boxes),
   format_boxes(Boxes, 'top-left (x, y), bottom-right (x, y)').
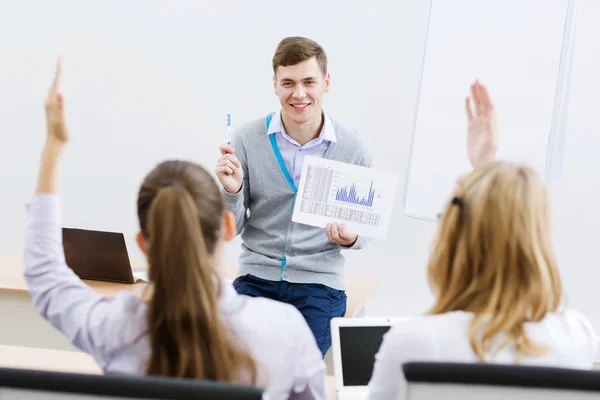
top-left (426, 161), bottom-right (563, 362)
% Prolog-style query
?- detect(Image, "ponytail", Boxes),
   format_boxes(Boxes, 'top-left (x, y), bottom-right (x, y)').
top-left (427, 193), bottom-right (465, 307)
top-left (144, 184), bottom-right (258, 383)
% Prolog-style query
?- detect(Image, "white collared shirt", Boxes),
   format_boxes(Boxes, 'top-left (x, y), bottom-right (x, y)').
top-left (23, 194), bottom-right (328, 400)
top-left (267, 110), bottom-right (337, 188)
top-left (367, 310), bottom-right (597, 400)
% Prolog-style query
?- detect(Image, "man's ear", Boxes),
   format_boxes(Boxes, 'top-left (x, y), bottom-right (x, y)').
top-left (223, 211), bottom-right (237, 242)
top-left (135, 231), bottom-right (147, 254)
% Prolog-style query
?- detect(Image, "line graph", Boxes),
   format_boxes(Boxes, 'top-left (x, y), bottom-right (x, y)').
top-left (335, 182), bottom-right (376, 207)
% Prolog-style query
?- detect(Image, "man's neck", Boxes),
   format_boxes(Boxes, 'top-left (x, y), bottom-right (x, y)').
top-left (281, 111), bottom-right (324, 146)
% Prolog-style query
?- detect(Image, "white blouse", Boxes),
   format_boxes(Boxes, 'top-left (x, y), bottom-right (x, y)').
top-left (24, 194), bottom-right (328, 400)
top-left (368, 309), bottom-right (597, 400)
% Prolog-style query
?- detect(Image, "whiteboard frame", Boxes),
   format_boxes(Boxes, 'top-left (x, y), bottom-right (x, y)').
top-left (402, 0), bottom-right (578, 223)
top-left (546, 0), bottom-right (578, 180)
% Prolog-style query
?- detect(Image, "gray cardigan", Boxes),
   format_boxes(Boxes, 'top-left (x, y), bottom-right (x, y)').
top-left (223, 114), bottom-right (371, 290)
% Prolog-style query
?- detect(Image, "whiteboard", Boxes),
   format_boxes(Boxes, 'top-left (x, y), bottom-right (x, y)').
top-left (404, 0), bottom-right (577, 221)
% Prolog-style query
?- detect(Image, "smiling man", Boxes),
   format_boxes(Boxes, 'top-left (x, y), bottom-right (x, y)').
top-left (215, 37), bottom-right (371, 356)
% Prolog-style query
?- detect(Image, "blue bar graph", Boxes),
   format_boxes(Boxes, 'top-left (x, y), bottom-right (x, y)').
top-left (335, 181), bottom-right (376, 207)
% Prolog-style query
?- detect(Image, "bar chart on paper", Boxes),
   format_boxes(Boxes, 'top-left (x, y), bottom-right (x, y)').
top-left (292, 156), bottom-right (399, 239)
top-left (336, 182), bottom-right (376, 207)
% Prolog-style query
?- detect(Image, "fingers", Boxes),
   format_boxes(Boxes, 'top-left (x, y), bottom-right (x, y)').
top-left (470, 79), bottom-right (495, 117)
top-left (326, 223), bottom-right (341, 243)
top-left (218, 159), bottom-right (237, 172)
top-left (218, 153), bottom-right (241, 168)
top-left (216, 165), bottom-right (234, 176)
top-left (330, 223), bottom-right (341, 242)
top-left (479, 83), bottom-right (494, 112)
top-left (326, 223), bottom-right (357, 245)
top-left (46, 57), bottom-right (63, 109)
top-left (470, 82), bottom-right (478, 114)
top-left (337, 224), bottom-right (351, 241)
top-left (472, 81), bottom-right (484, 116)
top-left (49, 56), bottom-right (63, 96)
top-left (219, 144), bottom-right (235, 156)
top-left (465, 97), bottom-right (474, 121)
top-left (325, 224), bottom-right (334, 242)
top-left (216, 153), bottom-right (241, 178)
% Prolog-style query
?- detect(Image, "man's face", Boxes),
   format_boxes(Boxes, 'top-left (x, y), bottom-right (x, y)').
top-left (273, 57), bottom-right (330, 125)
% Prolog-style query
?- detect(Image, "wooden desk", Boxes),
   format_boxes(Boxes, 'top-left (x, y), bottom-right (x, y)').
top-left (0, 250), bottom-right (379, 350)
top-left (0, 344), bottom-right (101, 375)
top-left (0, 251), bottom-right (148, 351)
top-left (0, 250), bottom-right (148, 298)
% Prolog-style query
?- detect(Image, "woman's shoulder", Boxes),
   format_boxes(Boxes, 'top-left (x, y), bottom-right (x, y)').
top-left (538, 308), bottom-right (597, 342)
top-left (529, 308), bottom-right (595, 337)
top-left (521, 308), bottom-right (597, 366)
top-left (381, 312), bottom-right (474, 356)
top-left (387, 311), bottom-right (474, 336)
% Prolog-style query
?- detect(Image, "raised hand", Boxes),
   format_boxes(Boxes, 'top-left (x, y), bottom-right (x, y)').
top-left (36, 57), bottom-right (69, 195)
top-left (44, 57), bottom-right (69, 144)
top-left (216, 144), bottom-right (243, 194)
top-left (466, 80), bottom-right (498, 168)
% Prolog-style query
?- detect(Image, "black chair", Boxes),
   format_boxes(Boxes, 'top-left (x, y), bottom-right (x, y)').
top-left (0, 367), bottom-right (264, 399)
top-left (402, 362), bottom-right (600, 400)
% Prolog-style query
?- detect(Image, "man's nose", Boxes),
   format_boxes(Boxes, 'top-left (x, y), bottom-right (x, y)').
top-left (293, 86), bottom-right (306, 99)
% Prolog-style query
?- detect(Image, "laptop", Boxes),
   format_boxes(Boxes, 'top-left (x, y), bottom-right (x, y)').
top-left (62, 228), bottom-right (138, 284)
top-left (331, 317), bottom-right (408, 400)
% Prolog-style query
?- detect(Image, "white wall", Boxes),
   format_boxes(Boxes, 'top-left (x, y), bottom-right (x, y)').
top-left (1, 0), bottom-right (599, 328)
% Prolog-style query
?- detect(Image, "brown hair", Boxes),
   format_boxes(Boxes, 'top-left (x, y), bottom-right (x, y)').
top-left (427, 161), bottom-right (563, 362)
top-left (272, 36), bottom-right (327, 75)
top-left (137, 160), bottom-right (258, 382)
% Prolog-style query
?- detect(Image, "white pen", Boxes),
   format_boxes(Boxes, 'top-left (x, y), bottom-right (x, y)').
top-left (226, 109), bottom-right (232, 144)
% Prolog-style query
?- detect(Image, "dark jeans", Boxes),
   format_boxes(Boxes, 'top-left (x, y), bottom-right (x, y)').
top-left (233, 274), bottom-right (347, 357)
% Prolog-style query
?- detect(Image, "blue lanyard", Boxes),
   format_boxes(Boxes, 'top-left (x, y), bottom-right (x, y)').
top-left (266, 113), bottom-right (297, 193)
top-left (265, 113), bottom-right (297, 276)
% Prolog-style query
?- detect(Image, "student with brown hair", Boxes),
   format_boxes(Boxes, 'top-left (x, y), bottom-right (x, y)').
top-left (367, 81), bottom-right (597, 400)
top-left (23, 58), bottom-right (328, 400)
top-left (216, 36), bottom-right (371, 356)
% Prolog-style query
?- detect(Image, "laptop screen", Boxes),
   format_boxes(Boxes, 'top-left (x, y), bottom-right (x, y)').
top-left (339, 325), bottom-right (391, 386)
top-left (62, 228), bottom-right (134, 283)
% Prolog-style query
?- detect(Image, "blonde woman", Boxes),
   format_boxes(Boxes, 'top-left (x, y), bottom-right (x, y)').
top-left (367, 81), bottom-right (597, 400)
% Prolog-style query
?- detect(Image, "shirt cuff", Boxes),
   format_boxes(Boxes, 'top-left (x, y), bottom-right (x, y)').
top-left (346, 234), bottom-right (369, 250)
top-left (222, 182), bottom-right (244, 205)
top-left (26, 194), bottom-right (62, 224)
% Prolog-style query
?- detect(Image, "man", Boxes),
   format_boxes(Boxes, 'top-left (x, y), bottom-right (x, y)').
top-left (215, 37), bottom-right (371, 356)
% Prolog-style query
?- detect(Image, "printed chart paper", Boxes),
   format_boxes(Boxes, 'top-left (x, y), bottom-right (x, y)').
top-left (292, 156), bottom-right (399, 239)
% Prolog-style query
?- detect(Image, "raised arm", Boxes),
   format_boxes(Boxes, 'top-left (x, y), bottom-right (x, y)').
top-left (24, 58), bottom-right (140, 367)
top-left (217, 137), bottom-right (250, 233)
